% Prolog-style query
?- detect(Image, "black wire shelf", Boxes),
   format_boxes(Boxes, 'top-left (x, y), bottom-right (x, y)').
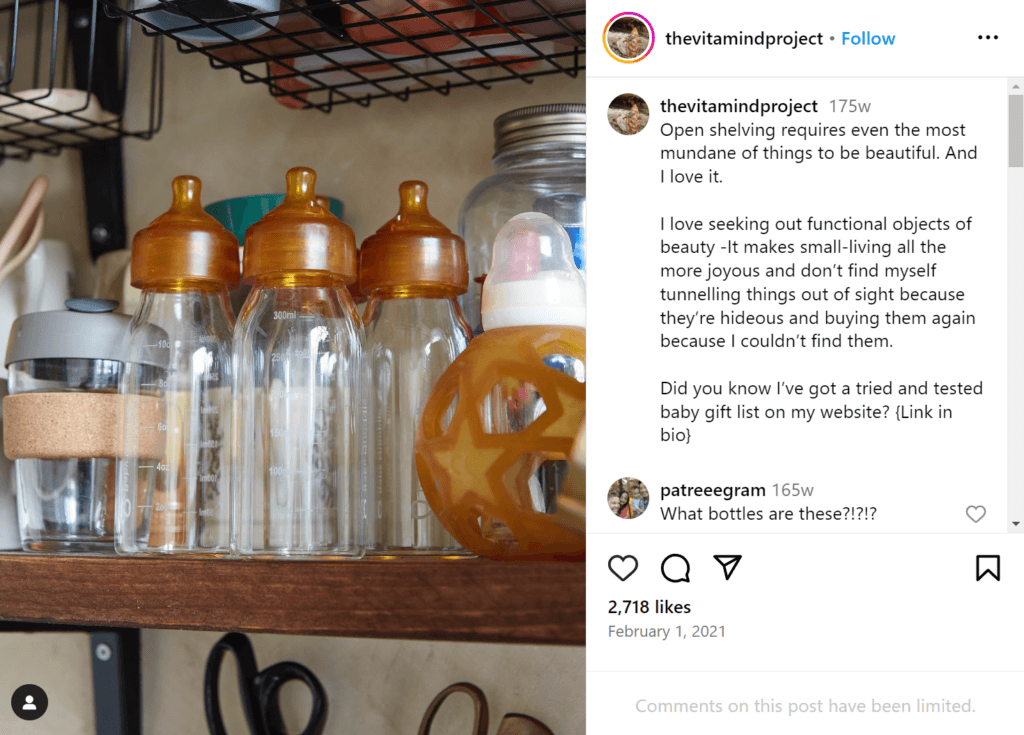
top-left (0, 0), bottom-right (163, 161)
top-left (98, 0), bottom-right (584, 111)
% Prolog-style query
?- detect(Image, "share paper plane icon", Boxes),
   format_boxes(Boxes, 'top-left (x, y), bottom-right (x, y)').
top-left (714, 555), bottom-right (742, 581)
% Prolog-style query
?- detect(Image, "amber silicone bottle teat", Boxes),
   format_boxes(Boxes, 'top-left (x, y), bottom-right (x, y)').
top-left (314, 193), bottom-right (365, 311)
top-left (117, 175), bottom-right (239, 556)
top-left (359, 180), bottom-right (469, 300)
top-left (415, 213), bottom-right (586, 561)
top-left (362, 181), bottom-right (472, 555)
top-left (130, 175), bottom-right (241, 290)
top-left (242, 167), bottom-right (357, 287)
top-left (234, 167), bottom-right (364, 558)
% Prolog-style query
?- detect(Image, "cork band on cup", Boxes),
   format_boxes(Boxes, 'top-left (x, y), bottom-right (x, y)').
top-left (3, 393), bottom-right (164, 460)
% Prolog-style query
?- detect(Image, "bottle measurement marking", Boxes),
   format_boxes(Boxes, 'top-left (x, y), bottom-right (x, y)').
top-left (269, 466), bottom-right (329, 478)
top-left (140, 507), bottom-right (215, 517)
top-left (179, 474), bottom-right (219, 484)
top-left (270, 349), bottom-right (312, 363)
top-left (266, 391), bottom-right (338, 415)
top-left (269, 428), bottom-right (328, 438)
top-left (142, 463), bottom-right (218, 478)
top-left (140, 385), bottom-right (223, 395)
top-left (268, 390), bottom-right (316, 399)
top-left (183, 440), bottom-right (221, 449)
top-left (144, 334), bottom-right (219, 351)
top-left (274, 311), bottom-right (297, 320)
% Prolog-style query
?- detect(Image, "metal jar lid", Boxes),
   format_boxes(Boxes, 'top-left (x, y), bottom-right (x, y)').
top-left (493, 103), bottom-right (586, 157)
top-left (5, 299), bottom-right (141, 367)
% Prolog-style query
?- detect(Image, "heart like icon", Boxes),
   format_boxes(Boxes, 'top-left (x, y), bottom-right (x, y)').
top-left (608, 555), bottom-right (638, 581)
top-left (966, 505), bottom-right (986, 523)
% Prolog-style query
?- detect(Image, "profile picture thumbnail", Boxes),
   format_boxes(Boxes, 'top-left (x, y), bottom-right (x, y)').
top-left (608, 477), bottom-right (649, 519)
top-left (604, 14), bottom-right (653, 61)
top-left (607, 93), bottom-right (649, 136)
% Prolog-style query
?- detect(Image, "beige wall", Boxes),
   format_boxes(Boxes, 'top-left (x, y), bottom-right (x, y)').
top-left (0, 32), bottom-right (584, 735)
top-left (0, 633), bottom-right (95, 735)
top-left (0, 631), bottom-right (583, 735)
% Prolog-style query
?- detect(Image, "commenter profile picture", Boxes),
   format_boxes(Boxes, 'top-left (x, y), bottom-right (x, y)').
top-left (608, 93), bottom-right (649, 136)
top-left (609, 478), bottom-right (649, 519)
top-left (603, 13), bottom-right (654, 62)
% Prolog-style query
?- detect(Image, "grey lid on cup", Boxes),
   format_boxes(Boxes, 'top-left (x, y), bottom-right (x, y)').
top-left (5, 299), bottom-right (164, 368)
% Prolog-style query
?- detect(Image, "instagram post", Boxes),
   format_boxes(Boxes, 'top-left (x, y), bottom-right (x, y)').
top-left (0, 1), bottom-right (584, 733)
top-left (0, 2), bottom-right (1022, 734)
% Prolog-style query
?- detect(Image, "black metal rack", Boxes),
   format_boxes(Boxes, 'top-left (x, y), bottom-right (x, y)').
top-left (0, 0), bottom-right (163, 161)
top-left (1, 622), bottom-right (141, 735)
top-left (99, 0), bottom-right (584, 111)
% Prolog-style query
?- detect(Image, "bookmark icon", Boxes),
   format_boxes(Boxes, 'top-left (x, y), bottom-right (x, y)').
top-left (976, 555), bottom-right (1000, 581)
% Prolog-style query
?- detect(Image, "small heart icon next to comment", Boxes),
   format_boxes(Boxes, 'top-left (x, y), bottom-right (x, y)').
top-left (966, 505), bottom-right (986, 523)
top-left (608, 555), bottom-right (639, 581)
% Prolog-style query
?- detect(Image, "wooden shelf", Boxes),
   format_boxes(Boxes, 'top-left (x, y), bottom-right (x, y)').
top-left (0, 554), bottom-right (583, 645)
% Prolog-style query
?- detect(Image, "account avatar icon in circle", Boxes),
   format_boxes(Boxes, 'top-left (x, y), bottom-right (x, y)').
top-left (12, 684), bottom-right (48, 721)
top-left (609, 477), bottom-right (649, 519)
top-left (608, 93), bottom-right (650, 136)
top-left (604, 13), bottom-right (655, 63)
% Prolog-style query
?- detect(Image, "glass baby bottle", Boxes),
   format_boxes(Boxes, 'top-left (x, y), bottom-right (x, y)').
top-left (414, 213), bottom-right (586, 560)
top-left (116, 175), bottom-right (240, 555)
top-left (480, 213), bottom-right (586, 546)
top-left (234, 167), bottom-right (363, 557)
top-left (361, 181), bottom-right (472, 555)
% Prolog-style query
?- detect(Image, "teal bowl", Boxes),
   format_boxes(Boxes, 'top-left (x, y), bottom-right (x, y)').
top-left (205, 194), bottom-right (345, 246)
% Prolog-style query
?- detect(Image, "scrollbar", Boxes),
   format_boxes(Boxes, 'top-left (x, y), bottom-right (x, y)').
top-left (1008, 79), bottom-right (1023, 532)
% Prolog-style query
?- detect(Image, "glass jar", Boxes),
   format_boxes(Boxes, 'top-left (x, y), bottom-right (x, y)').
top-left (0, 379), bottom-right (16, 550)
top-left (3, 300), bottom-right (149, 553)
top-left (116, 176), bottom-right (240, 555)
top-left (360, 181), bottom-right (471, 555)
top-left (234, 167), bottom-right (363, 557)
top-left (458, 103), bottom-right (585, 333)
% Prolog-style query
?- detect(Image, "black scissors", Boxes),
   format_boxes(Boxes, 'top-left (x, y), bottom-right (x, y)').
top-left (204, 632), bottom-right (328, 735)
